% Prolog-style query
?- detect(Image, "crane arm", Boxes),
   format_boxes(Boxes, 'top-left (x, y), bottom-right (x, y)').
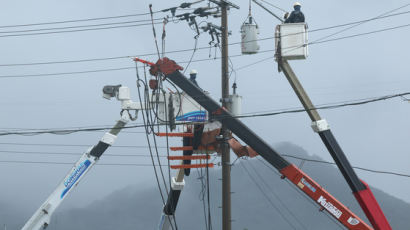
top-left (21, 117), bottom-right (128, 230)
top-left (147, 57), bottom-right (373, 230)
top-left (278, 60), bottom-right (392, 230)
top-left (157, 166), bottom-right (185, 230)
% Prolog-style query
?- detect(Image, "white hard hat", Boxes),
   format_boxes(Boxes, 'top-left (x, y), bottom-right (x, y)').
top-left (190, 69), bottom-right (198, 75)
top-left (294, 2), bottom-right (301, 7)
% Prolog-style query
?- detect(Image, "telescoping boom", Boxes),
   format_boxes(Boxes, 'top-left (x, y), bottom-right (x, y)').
top-left (21, 118), bottom-right (128, 230)
top-left (22, 86), bottom-right (143, 230)
top-left (144, 57), bottom-right (375, 230)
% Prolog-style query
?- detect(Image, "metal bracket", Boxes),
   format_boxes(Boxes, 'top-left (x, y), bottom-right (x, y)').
top-left (220, 97), bottom-right (232, 103)
top-left (101, 133), bottom-right (117, 145)
top-left (209, 0), bottom-right (240, 9)
top-left (171, 177), bottom-right (185, 191)
top-left (311, 119), bottom-right (330, 133)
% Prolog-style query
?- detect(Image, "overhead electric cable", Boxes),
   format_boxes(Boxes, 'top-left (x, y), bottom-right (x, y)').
top-left (0, 11), bottom-right (162, 28)
top-left (0, 22), bottom-right (162, 38)
top-left (0, 150), bottom-right (168, 157)
top-left (236, 92), bottom-right (410, 118)
top-left (252, 157), bottom-right (346, 229)
top-left (4, 149), bottom-right (408, 178)
top-left (280, 154), bottom-right (410, 179)
top-left (0, 11), bottom-right (410, 67)
top-left (0, 18), bottom-right (163, 34)
top-left (238, 19), bottom-right (410, 71)
top-left (134, 62), bottom-right (176, 230)
top-left (0, 142), bottom-right (167, 148)
top-left (0, 91), bottom-right (408, 136)
top-left (246, 159), bottom-right (305, 229)
top-left (0, 160), bottom-right (170, 166)
top-left (1, 10), bottom-right (410, 67)
top-left (0, 66), bottom-right (135, 78)
top-left (4, 18), bottom-right (410, 78)
top-left (0, 52), bottom-right (261, 78)
top-left (0, 122), bottom-right (192, 136)
top-left (240, 162), bottom-right (298, 230)
top-left (309, 10), bottom-right (410, 33)
top-left (259, 0), bottom-right (287, 13)
top-left (311, 23), bottom-right (410, 45)
top-left (312, 3), bottom-right (410, 43)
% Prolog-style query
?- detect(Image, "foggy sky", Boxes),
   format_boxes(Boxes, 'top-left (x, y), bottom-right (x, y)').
top-left (0, 0), bottom-right (409, 227)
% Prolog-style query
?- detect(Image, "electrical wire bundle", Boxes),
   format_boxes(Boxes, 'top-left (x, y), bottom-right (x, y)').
top-left (134, 60), bottom-right (179, 230)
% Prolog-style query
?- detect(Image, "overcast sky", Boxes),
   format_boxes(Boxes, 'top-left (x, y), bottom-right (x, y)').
top-left (0, 0), bottom-right (409, 226)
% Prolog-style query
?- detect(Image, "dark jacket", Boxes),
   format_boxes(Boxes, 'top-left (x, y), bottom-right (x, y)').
top-left (284, 9), bottom-right (305, 23)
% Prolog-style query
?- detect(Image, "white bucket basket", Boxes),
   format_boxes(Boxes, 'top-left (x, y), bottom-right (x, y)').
top-left (276, 23), bottom-right (308, 60)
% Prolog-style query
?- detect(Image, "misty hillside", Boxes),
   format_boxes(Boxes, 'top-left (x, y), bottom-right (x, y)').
top-left (8, 142), bottom-right (410, 229)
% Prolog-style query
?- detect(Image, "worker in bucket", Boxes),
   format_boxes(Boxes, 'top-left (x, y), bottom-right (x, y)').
top-left (189, 69), bottom-right (199, 87)
top-left (284, 2), bottom-right (305, 23)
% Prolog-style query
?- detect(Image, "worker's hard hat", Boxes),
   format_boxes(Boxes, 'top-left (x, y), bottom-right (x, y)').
top-left (190, 69), bottom-right (198, 75)
top-left (294, 2), bottom-right (301, 7)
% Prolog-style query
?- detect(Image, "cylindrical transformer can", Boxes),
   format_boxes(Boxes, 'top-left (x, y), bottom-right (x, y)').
top-left (228, 94), bottom-right (242, 116)
top-left (241, 22), bottom-right (260, 55)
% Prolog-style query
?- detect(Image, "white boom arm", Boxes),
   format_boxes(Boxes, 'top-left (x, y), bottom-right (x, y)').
top-left (21, 116), bottom-right (129, 230)
top-left (22, 85), bottom-right (144, 230)
top-left (157, 165), bottom-right (185, 230)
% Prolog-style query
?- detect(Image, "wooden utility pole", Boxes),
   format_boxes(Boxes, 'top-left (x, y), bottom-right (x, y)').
top-left (215, 1), bottom-right (239, 229)
top-left (220, 3), bottom-right (231, 230)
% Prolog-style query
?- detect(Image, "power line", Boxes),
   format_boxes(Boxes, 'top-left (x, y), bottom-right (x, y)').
top-left (259, 0), bottom-right (287, 13)
top-left (279, 154), bottom-right (410, 179)
top-left (0, 51), bottom-right (258, 78)
top-left (246, 159), bottom-right (305, 229)
top-left (3, 19), bottom-right (409, 78)
top-left (0, 18), bottom-right (163, 34)
top-left (0, 142), bottom-right (167, 148)
top-left (236, 92), bottom-right (410, 119)
top-left (312, 3), bottom-right (410, 43)
top-left (236, 21), bottom-right (410, 71)
top-left (1, 149), bottom-right (409, 179)
top-left (0, 22), bottom-right (163, 38)
top-left (312, 22), bottom-right (410, 46)
top-left (309, 10), bottom-right (410, 33)
top-left (0, 11), bottom-right (161, 29)
top-left (253, 157), bottom-right (346, 229)
top-left (2, 145), bottom-right (407, 178)
top-left (0, 160), bottom-right (170, 166)
top-left (0, 150), bottom-right (169, 157)
top-left (0, 122), bottom-right (191, 136)
top-left (1, 10), bottom-right (409, 67)
top-left (0, 55), bottom-right (132, 67)
top-left (0, 91), bottom-right (408, 136)
top-left (239, 162), bottom-right (298, 230)
top-left (0, 67), bottom-right (135, 78)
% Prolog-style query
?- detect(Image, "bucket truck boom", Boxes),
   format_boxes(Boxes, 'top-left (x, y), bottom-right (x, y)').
top-left (22, 86), bottom-right (142, 230)
top-left (273, 22), bottom-right (391, 230)
top-left (144, 57), bottom-right (375, 230)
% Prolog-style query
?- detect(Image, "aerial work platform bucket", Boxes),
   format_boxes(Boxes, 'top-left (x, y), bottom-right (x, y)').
top-left (275, 23), bottom-right (308, 60)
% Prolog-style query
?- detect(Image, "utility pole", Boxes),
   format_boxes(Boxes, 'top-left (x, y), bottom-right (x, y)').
top-left (220, 3), bottom-right (231, 230)
top-left (213, 1), bottom-right (238, 229)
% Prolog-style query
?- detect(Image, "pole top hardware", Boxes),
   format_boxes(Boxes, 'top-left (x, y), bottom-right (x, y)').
top-left (209, 0), bottom-right (240, 9)
top-left (134, 57), bottom-right (184, 76)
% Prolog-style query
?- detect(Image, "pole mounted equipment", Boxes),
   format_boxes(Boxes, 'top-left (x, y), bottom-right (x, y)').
top-left (208, 0), bottom-right (240, 9)
top-left (241, 1), bottom-right (260, 55)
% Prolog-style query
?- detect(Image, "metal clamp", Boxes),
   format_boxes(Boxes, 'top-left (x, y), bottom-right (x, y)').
top-left (101, 133), bottom-right (117, 145)
top-left (311, 119), bottom-right (330, 133)
top-left (171, 177), bottom-right (185, 191)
